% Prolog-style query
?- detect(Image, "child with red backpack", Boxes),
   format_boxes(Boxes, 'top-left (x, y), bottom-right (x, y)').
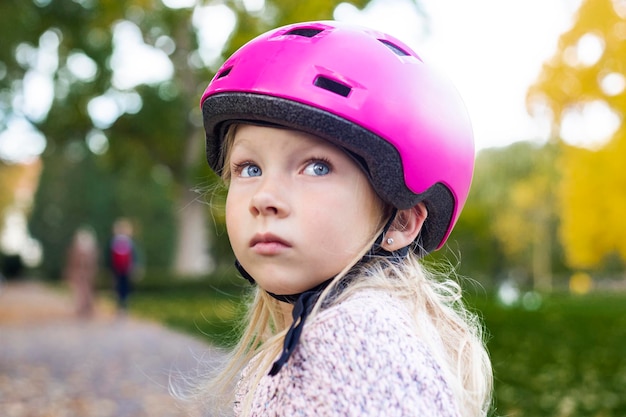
top-left (107, 218), bottom-right (136, 312)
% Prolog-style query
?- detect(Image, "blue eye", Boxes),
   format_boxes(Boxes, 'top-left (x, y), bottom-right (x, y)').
top-left (303, 160), bottom-right (331, 176)
top-left (240, 164), bottom-right (262, 177)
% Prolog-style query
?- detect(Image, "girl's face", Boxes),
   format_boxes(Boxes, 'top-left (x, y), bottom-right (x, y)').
top-left (225, 124), bottom-right (384, 296)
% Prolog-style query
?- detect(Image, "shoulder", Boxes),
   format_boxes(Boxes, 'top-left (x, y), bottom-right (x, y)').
top-left (305, 289), bottom-right (415, 354)
top-left (288, 289), bottom-right (459, 416)
top-left (316, 289), bottom-right (411, 330)
top-left (238, 290), bottom-right (460, 416)
top-left (303, 289), bottom-right (428, 371)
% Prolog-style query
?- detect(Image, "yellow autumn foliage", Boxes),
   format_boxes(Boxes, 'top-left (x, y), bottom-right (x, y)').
top-left (558, 136), bottom-right (626, 268)
top-left (528, 0), bottom-right (626, 269)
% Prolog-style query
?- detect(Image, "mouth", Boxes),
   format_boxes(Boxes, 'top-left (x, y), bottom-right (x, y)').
top-left (250, 233), bottom-right (291, 254)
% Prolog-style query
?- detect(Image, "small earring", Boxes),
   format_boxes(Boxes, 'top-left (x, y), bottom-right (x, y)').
top-left (386, 237), bottom-right (394, 245)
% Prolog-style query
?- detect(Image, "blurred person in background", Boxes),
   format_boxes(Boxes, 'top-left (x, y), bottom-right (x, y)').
top-left (107, 218), bottom-right (137, 314)
top-left (64, 227), bottom-right (99, 318)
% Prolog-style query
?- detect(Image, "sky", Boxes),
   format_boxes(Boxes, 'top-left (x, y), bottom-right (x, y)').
top-left (337, 0), bottom-right (583, 150)
top-left (0, 0), bottom-right (585, 163)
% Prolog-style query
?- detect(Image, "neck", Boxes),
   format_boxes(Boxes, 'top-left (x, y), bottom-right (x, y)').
top-left (278, 299), bottom-right (293, 319)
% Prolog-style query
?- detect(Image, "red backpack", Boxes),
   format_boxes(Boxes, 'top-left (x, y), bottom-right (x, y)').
top-left (111, 235), bottom-right (133, 275)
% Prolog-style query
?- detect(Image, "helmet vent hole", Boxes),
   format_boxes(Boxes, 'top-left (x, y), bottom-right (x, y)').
top-left (216, 66), bottom-right (232, 79)
top-left (313, 76), bottom-right (351, 97)
top-left (379, 39), bottom-right (409, 56)
top-left (285, 28), bottom-right (324, 38)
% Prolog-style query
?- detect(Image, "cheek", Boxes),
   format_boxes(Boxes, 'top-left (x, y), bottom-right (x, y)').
top-left (344, 183), bottom-right (381, 220)
top-left (355, 181), bottom-right (384, 224)
top-left (224, 194), bottom-right (240, 239)
top-left (318, 193), bottom-right (377, 246)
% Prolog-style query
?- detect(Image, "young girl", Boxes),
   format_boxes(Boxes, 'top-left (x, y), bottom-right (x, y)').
top-left (197, 20), bottom-right (492, 417)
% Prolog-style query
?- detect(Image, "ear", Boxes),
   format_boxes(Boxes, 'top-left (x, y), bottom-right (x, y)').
top-left (382, 203), bottom-right (428, 251)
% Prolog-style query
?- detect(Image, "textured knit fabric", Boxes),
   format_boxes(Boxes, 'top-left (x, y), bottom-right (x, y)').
top-left (234, 289), bottom-right (461, 417)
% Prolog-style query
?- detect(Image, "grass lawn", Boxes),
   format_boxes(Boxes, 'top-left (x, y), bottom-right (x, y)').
top-left (128, 279), bottom-right (249, 348)
top-left (474, 292), bottom-right (626, 417)
top-left (128, 279), bottom-right (626, 417)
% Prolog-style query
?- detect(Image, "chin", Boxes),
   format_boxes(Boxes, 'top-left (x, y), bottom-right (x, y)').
top-left (253, 267), bottom-right (328, 295)
top-left (262, 283), bottom-right (301, 296)
top-left (259, 278), bottom-right (308, 296)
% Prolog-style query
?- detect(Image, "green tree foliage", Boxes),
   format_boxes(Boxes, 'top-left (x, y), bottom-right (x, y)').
top-left (527, 0), bottom-right (626, 270)
top-left (459, 141), bottom-right (567, 290)
top-left (28, 141), bottom-right (176, 279)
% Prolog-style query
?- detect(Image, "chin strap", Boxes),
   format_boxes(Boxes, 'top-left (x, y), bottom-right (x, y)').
top-left (234, 209), bottom-right (410, 376)
top-left (268, 278), bottom-right (333, 375)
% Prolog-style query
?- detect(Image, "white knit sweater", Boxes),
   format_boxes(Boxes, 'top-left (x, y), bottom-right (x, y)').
top-left (234, 289), bottom-right (461, 417)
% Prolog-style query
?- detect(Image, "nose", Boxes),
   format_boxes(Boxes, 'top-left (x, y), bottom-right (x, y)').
top-left (249, 177), bottom-right (290, 218)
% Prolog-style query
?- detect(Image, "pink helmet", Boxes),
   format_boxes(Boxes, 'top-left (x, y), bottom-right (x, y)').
top-left (200, 21), bottom-right (474, 253)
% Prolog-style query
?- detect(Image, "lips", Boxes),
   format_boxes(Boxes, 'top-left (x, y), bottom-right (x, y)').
top-left (250, 233), bottom-right (291, 254)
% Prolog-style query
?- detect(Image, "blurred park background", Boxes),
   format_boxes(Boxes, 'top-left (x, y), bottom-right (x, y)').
top-left (1, 0), bottom-right (626, 416)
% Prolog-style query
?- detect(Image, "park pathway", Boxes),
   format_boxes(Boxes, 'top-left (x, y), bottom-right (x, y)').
top-left (0, 281), bottom-right (226, 417)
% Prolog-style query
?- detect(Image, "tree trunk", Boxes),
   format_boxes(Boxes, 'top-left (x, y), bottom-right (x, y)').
top-left (167, 13), bottom-right (215, 277)
top-left (172, 187), bottom-right (214, 277)
top-left (532, 210), bottom-right (552, 292)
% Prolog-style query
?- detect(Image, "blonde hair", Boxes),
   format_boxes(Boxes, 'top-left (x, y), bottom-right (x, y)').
top-left (187, 124), bottom-right (493, 417)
